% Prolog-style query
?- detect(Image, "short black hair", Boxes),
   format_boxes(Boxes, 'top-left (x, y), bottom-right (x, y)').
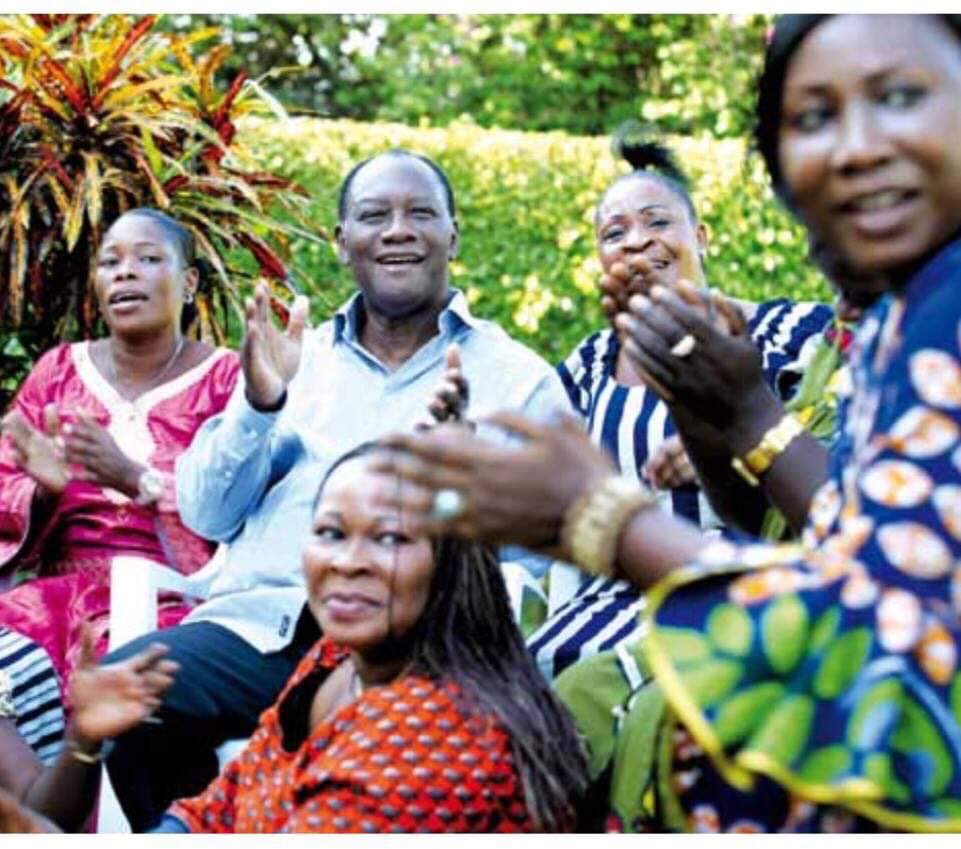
top-left (755, 14), bottom-right (961, 208)
top-left (602, 122), bottom-right (697, 222)
top-left (337, 149), bottom-right (456, 221)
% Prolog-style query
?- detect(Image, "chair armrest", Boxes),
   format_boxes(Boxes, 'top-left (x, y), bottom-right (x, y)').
top-left (107, 553), bottom-right (219, 650)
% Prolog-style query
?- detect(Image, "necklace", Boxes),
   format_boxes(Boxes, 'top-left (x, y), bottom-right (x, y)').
top-left (108, 336), bottom-right (185, 398)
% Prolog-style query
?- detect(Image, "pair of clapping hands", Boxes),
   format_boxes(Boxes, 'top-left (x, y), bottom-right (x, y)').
top-left (358, 264), bottom-right (769, 556)
top-left (600, 256), bottom-right (761, 424)
top-left (2, 407), bottom-right (142, 500)
top-left (241, 283), bottom-right (468, 425)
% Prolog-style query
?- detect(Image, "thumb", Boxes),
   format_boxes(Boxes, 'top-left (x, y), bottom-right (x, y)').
top-left (43, 405), bottom-right (61, 439)
top-left (287, 295), bottom-right (309, 342)
top-left (444, 342), bottom-right (462, 372)
top-left (77, 622), bottom-right (97, 671)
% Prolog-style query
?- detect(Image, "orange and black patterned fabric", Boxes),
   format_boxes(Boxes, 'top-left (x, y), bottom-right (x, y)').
top-left (168, 638), bottom-right (538, 833)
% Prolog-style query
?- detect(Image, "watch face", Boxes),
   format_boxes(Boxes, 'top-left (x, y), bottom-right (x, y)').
top-left (139, 469), bottom-right (165, 502)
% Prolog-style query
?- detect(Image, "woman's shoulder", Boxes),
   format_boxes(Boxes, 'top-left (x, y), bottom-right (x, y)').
top-left (31, 342), bottom-right (78, 373)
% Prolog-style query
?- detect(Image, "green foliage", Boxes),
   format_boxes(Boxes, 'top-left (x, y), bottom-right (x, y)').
top-left (160, 14), bottom-right (770, 139)
top-left (242, 116), bottom-right (830, 363)
top-left (0, 14), bottom-right (325, 409)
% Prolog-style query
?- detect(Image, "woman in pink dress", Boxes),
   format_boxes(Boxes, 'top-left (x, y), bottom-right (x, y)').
top-left (0, 208), bottom-right (240, 703)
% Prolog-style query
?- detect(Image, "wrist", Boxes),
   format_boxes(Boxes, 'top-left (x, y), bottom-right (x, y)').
top-left (64, 726), bottom-right (105, 765)
top-left (562, 475), bottom-right (656, 578)
top-left (246, 387), bottom-right (287, 413)
top-left (122, 462), bottom-right (147, 499)
top-left (725, 383), bottom-right (784, 457)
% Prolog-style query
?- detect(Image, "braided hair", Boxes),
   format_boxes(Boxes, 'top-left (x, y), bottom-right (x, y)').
top-left (314, 444), bottom-right (588, 831)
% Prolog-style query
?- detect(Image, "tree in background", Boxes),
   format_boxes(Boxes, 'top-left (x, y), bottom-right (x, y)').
top-left (159, 14), bottom-right (769, 138)
top-left (0, 14), bottom-right (326, 409)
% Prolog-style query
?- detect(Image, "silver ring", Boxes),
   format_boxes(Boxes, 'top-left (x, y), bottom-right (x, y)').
top-left (431, 488), bottom-right (465, 521)
top-left (669, 333), bottom-right (697, 358)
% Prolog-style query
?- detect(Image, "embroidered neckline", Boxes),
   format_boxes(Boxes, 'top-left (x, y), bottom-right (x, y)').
top-left (72, 341), bottom-right (231, 414)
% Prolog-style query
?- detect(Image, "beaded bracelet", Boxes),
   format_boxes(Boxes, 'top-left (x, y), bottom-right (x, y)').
top-left (562, 476), bottom-right (656, 578)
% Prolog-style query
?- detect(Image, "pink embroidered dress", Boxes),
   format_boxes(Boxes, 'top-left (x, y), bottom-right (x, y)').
top-left (0, 342), bottom-right (240, 699)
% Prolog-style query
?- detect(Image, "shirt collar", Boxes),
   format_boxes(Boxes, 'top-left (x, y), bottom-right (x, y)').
top-left (900, 236), bottom-right (961, 312)
top-left (332, 287), bottom-right (478, 344)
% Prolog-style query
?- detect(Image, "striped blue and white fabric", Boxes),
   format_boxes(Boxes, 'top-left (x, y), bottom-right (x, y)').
top-left (0, 626), bottom-right (65, 764)
top-left (528, 298), bottom-right (833, 680)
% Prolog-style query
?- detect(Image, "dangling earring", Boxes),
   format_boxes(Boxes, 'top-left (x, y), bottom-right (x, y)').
top-left (184, 291), bottom-right (195, 305)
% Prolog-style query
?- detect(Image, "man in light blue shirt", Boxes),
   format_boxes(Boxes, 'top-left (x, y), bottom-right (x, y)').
top-left (104, 149), bottom-right (570, 830)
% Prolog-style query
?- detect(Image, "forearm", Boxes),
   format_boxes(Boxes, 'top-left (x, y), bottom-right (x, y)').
top-left (724, 383), bottom-right (828, 535)
top-left (674, 425), bottom-right (773, 535)
top-left (174, 387), bottom-right (280, 540)
top-left (7, 729), bottom-right (100, 832)
top-left (614, 506), bottom-right (708, 591)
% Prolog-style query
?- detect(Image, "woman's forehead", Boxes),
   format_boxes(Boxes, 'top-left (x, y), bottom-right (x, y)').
top-left (598, 175), bottom-right (685, 220)
top-left (102, 215), bottom-right (173, 249)
top-left (784, 15), bottom-right (961, 92)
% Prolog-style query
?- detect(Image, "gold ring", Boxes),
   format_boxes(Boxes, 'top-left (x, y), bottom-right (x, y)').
top-left (669, 333), bottom-right (697, 358)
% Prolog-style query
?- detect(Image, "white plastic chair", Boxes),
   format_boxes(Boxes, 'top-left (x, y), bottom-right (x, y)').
top-left (96, 551), bottom-right (225, 833)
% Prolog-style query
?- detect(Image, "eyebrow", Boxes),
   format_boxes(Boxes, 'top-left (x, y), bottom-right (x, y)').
top-left (602, 204), bottom-right (673, 220)
top-left (353, 195), bottom-right (438, 207)
top-left (100, 241), bottom-right (164, 251)
top-left (313, 509), bottom-right (402, 525)
top-left (787, 64), bottom-right (914, 96)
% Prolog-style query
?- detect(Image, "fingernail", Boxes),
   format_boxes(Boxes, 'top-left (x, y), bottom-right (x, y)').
top-left (650, 285), bottom-right (667, 300)
top-left (630, 294), bottom-right (651, 311)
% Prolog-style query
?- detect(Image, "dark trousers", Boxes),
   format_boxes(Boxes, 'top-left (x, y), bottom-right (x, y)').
top-left (103, 608), bottom-right (319, 832)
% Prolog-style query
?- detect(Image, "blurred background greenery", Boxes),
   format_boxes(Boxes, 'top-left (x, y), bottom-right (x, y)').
top-left (2, 14), bottom-right (831, 408)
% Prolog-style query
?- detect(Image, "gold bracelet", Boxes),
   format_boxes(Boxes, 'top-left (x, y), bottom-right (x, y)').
top-left (730, 413), bottom-right (805, 487)
top-left (562, 476), bottom-right (656, 578)
top-left (66, 737), bottom-right (104, 765)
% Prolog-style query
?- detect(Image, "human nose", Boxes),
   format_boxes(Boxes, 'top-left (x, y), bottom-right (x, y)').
top-left (829, 101), bottom-right (893, 175)
top-left (327, 535), bottom-right (373, 574)
top-left (381, 211), bottom-right (416, 242)
top-left (622, 221), bottom-right (652, 252)
top-left (112, 255), bottom-right (137, 280)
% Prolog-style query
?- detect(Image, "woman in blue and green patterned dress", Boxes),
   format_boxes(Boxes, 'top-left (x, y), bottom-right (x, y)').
top-left (373, 13), bottom-right (961, 832)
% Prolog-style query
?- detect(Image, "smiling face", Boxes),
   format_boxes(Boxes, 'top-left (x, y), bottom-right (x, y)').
top-left (595, 174), bottom-right (707, 307)
top-left (303, 456), bottom-right (435, 654)
top-left (778, 15), bottom-right (961, 278)
top-left (94, 213), bottom-right (197, 338)
top-left (336, 154), bottom-right (458, 320)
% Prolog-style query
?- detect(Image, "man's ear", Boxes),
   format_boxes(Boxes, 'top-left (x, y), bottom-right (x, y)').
top-left (448, 219), bottom-right (460, 261)
top-left (335, 224), bottom-right (350, 266)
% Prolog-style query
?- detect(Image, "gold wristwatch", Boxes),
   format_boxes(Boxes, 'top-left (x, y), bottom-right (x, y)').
top-left (730, 413), bottom-right (805, 487)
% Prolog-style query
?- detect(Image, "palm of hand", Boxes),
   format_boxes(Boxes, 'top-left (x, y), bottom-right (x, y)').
top-left (246, 322), bottom-right (302, 404)
top-left (6, 417), bottom-right (68, 494)
top-left (70, 665), bottom-right (155, 741)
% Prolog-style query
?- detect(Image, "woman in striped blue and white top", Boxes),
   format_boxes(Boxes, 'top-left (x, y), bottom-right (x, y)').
top-left (527, 135), bottom-right (832, 680)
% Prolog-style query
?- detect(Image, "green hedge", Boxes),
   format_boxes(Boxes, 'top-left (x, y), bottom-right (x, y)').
top-left (243, 116), bottom-right (830, 365)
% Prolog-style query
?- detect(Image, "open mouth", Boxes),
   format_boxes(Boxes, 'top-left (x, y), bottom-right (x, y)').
top-left (376, 253), bottom-right (425, 266)
top-left (838, 188), bottom-right (918, 214)
top-left (108, 290), bottom-right (148, 306)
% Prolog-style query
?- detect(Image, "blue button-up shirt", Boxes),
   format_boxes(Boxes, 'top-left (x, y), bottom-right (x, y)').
top-left (175, 289), bottom-right (570, 653)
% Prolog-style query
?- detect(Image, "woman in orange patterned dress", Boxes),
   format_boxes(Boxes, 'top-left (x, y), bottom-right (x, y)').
top-left (154, 443), bottom-right (588, 833)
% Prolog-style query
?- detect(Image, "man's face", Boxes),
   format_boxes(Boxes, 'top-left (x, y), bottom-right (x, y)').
top-left (336, 155), bottom-right (458, 320)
